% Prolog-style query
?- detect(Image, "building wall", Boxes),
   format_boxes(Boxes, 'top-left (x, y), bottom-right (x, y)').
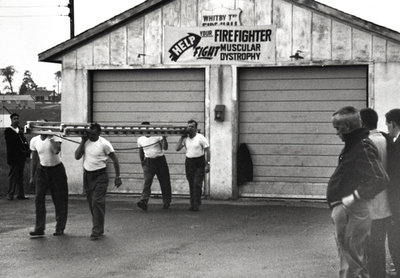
top-left (61, 0), bottom-right (400, 197)
top-left (374, 63), bottom-right (400, 130)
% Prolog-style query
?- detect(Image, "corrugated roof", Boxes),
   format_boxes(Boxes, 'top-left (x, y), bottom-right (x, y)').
top-left (38, 0), bottom-right (400, 63)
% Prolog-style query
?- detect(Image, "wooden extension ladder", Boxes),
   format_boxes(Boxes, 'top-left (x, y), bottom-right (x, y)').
top-left (24, 121), bottom-right (189, 137)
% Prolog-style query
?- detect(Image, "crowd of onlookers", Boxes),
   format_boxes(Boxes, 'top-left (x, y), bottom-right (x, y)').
top-left (328, 107), bottom-right (400, 278)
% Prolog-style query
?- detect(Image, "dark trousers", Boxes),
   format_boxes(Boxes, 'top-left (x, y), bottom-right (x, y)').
top-left (84, 168), bottom-right (108, 236)
top-left (34, 163), bottom-right (68, 232)
top-left (389, 215), bottom-right (400, 278)
top-left (141, 155), bottom-right (171, 205)
top-left (185, 156), bottom-right (205, 209)
top-left (368, 217), bottom-right (391, 278)
top-left (7, 161), bottom-right (26, 198)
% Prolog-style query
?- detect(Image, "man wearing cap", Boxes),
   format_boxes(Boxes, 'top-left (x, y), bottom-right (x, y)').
top-left (4, 113), bottom-right (29, 200)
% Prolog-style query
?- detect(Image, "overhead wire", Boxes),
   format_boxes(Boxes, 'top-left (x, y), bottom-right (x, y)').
top-left (0, 15), bottom-right (68, 17)
top-left (0, 5), bottom-right (66, 8)
top-left (0, 2), bottom-right (68, 17)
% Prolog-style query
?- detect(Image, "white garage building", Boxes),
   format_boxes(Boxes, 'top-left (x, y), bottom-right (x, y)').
top-left (39, 0), bottom-right (400, 199)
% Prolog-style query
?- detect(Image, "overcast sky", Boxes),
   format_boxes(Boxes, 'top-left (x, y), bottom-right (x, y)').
top-left (0, 0), bottom-right (399, 93)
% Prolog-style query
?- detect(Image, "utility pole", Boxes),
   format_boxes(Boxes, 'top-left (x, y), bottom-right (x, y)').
top-left (68, 0), bottom-right (74, 38)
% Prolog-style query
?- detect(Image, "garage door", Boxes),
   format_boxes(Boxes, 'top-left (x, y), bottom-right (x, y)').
top-left (238, 66), bottom-right (367, 198)
top-left (91, 69), bottom-right (205, 195)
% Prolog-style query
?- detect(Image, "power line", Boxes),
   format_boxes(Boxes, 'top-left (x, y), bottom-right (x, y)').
top-left (0, 5), bottom-right (67, 8)
top-left (0, 15), bottom-right (68, 17)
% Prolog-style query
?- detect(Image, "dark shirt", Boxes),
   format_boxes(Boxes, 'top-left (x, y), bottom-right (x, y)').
top-left (4, 127), bottom-right (29, 165)
top-left (387, 137), bottom-right (400, 216)
top-left (327, 128), bottom-right (389, 207)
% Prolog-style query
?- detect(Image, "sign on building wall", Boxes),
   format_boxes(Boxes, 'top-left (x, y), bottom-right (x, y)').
top-left (164, 25), bottom-right (276, 65)
top-left (201, 8), bottom-right (242, 26)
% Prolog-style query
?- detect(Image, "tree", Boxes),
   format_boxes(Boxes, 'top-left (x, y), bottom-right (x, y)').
top-left (19, 70), bottom-right (38, 95)
top-left (0, 65), bottom-right (16, 94)
top-left (54, 70), bottom-right (61, 95)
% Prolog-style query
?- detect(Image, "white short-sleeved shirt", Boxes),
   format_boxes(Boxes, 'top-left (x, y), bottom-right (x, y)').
top-left (83, 136), bottom-right (115, 171)
top-left (137, 136), bottom-right (164, 158)
top-left (30, 135), bottom-right (62, 167)
top-left (183, 133), bottom-right (209, 158)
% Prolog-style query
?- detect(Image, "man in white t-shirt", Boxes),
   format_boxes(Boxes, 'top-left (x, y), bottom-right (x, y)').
top-left (29, 130), bottom-right (68, 237)
top-left (176, 119), bottom-right (210, 211)
top-left (136, 122), bottom-right (171, 211)
top-left (75, 123), bottom-right (122, 240)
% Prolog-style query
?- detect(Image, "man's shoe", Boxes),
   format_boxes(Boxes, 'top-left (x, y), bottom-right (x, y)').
top-left (137, 200), bottom-right (148, 212)
top-left (162, 203), bottom-right (170, 209)
top-left (17, 196), bottom-right (28, 200)
top-left (53, 230), bottom-right (64, 236)
top-left (90, 233), bottom-right (103, 241)
top-left (6, 196), bottom-right (13, 201)
top-left (29, 230), bottom-right (44, 237)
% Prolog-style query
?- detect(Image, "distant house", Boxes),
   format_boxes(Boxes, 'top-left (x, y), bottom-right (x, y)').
top-left (28, 88), bottom-right (60, 102)
top-left (0, 94), bottom-right (35, 110)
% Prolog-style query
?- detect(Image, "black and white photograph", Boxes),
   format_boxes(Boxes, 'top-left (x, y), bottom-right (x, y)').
top-left (1, 0), bottom-right (400, 277)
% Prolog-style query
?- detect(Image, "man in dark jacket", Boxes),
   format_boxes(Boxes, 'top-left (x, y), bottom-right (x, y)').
top-left (327, 106), bottom-right (389, 278)
top-left (385, 108), bottom-right (400, 277)
top-left (4, 113), bottom-right (29, 200)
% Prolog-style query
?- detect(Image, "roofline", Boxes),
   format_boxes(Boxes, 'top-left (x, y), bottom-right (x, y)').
top-left (39, 0), bottom-right (400, 63)
top-left (39, 0), bottom-right (173, 63)
top-left (293, 0), bottom-right (400, 43)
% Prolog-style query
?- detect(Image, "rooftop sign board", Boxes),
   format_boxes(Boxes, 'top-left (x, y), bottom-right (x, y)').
top-left (201, 8), bottom-right (242, 26)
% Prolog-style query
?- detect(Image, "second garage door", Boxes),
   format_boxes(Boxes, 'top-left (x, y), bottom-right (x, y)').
top-left (91, 69), bottom-right (205, 195)
top-left (238, 66), bottom-right (367, 198)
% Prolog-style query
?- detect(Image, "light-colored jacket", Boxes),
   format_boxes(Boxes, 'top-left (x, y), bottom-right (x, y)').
top-left (367, 129), bottom-right (391, 220)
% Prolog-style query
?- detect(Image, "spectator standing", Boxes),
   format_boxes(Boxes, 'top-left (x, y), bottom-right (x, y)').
top-left (385, 109), bottom-right (400, 277)
top-left (75, 123), bottom-right (122, 240)
top-left (327, 106), bottom-right (388, 278)
top-left (136, 121), bottom-right (172, 211)
top-left (29, 131), bottom-right (68, 237)
top-left (176, 120), bottom-right (209, 211)
top-left (360, 108), bottom-right (392, 278)
top-left (4, 113), bottom-right (29, 200)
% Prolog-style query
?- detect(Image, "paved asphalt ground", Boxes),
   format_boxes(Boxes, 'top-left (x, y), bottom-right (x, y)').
top-left (1, 195), bottom-right (338, 278)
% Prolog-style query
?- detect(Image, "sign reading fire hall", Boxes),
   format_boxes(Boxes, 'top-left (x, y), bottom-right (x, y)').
top-left (164, 25), bottom-right (276, 65)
